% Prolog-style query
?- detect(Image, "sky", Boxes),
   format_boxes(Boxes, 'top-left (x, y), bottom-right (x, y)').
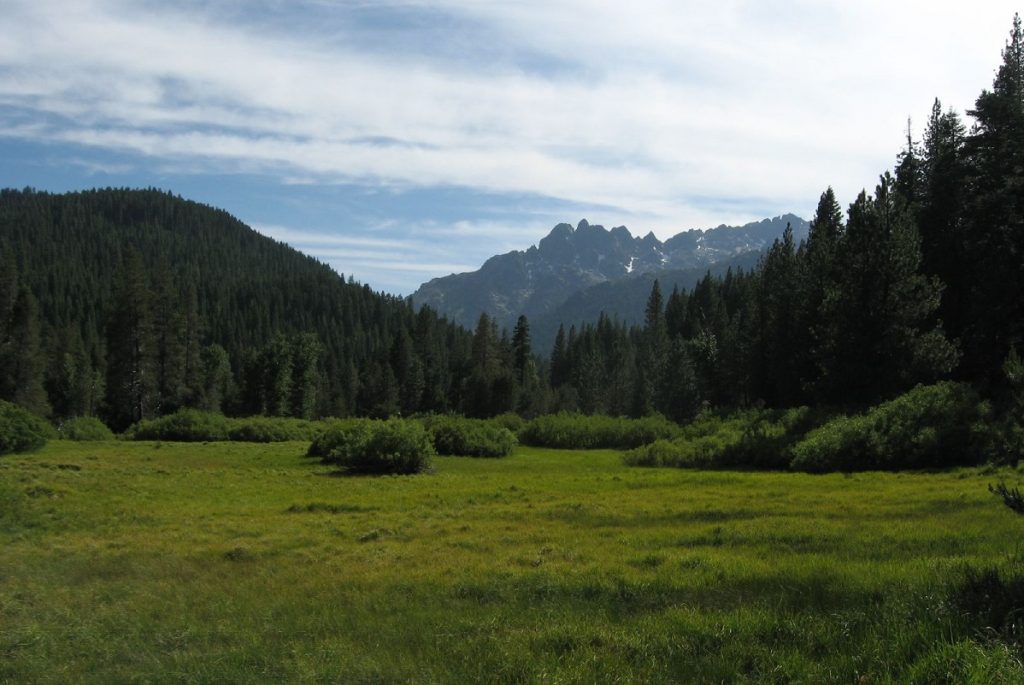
top-left (0, 1), bottom-right (1019, 295)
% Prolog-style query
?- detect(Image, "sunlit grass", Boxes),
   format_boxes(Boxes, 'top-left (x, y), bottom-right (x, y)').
top-left (2, 441), bottom-right (1023, 683)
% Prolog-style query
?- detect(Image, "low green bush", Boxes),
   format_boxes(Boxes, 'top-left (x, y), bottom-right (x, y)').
top-left (623, 408), bottom-right (825, 470)
top-left (0, 400), bottom-right (53, 455)
top-left (520, 413), bottom-right (679, 450)
top-left (623, 430), bottom-right (741, 469)
top-left (124, 409), bottom-right (230, 441)
top-left (310, 418), bottom-right (434, 474)
top-left (227, 416), bottom-right (321, 442)
top-left (715, 407), bottom-right (827, 469)
top-left (422, 415), bottom-right (516, 457)
top-left (127, 411), bottom-right (327, 442)
top-left (490, 412), bottom-right (526, 436)
top-left (58, 416), bottom-right (115, 441)
top-left (307, 418), bottom-right (378, 458)
top-left (789, 382), bottom-right (990, 472)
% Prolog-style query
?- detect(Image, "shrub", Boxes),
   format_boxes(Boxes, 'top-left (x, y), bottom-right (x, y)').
top-left (623, 433), bottom-right (738, 468)
top-left (624, 408), bottom-right (825, 470)
top-left (227, 416), bottom-right (321, 442)
top-left (125, 409), bottom-right (230, 441)
top-left (520, 413), bottom-right (679, 450)
top-left (716, 407), bottom-right (828, 469)
top-left (0, 400), bottom-right (53, 455)
top-left (789, 382), bottom-right (990, 472)
top-left (307, 418), bottom-right (378, 458)
top-left (490, 412), bottom-right (526, 436)
top-left (950, 566), bottom-right (1024, 644)
top-left (310, 418), bottom-right (434, 474)
top-left (58, 416), bottom-right (115, 441)
top-left (422, 415), bottom-right (517, 457)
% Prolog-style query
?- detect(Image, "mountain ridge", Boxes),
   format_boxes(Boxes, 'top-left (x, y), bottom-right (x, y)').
top-left (412, 214), bottom-right (809, 343)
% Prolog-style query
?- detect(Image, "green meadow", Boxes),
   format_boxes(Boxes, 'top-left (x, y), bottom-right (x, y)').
top-left (3, 441), bottom-right (1024, 683)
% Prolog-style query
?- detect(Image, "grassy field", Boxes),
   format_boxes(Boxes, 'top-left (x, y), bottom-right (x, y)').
top-left (2, 441), bottom-right (1024, 683)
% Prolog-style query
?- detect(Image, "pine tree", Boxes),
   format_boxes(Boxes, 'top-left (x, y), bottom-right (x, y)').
top-left (180, 283), bottom-right (204, 407)
top-left (661, 339), bottom-right (700, 422)
top-left (291, 333), bottom-right (324, 419)
top-left (151, 265), bottom-right (186, 413)
top-left (799, 188), bottom-right (845, 400)
top-left (894, 118), bottom-right (925, 205)
top-left (199, 344), bottom-right (232, 413)
top-left (824, 174), bottom-right (957, 403)
top-left (465, 313), bottom-right (501, 417)
top-left (105, 249), bottom-right (157, 429)
top-left (550, 324), bottom-right (568, 387)
top-left (637, 280), bottom-right (667, 415)
top-left (511, 315), bottom-right (532, 384)
top-left (962, 14), bottom-right (1024, 382)
top-left (758, 225), bottom-right (800, 406)
top-left (1, 286), bottom-right (50, 415)
top-left (390, 329), bottom-right (423, 416)
top-left (264, 333), bottom-right (294, 416)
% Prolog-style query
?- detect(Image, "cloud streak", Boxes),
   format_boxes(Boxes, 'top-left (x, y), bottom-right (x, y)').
top-left (1, 0), bottom-right (1020, 291)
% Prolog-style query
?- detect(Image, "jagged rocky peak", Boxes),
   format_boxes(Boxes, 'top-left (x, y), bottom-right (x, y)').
top-left (410, 212), bottom-right (808, 337)
top-left (610, 225), bottom-right (631, 240)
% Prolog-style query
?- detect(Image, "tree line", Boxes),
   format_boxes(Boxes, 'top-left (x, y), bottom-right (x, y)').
top-left (546, 15), bottom-right (1024, 418)
top-left (0, 189), bottom-right (542, 429)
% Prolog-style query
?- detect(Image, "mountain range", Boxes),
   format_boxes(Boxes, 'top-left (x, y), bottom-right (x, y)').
top-left (412, 214), bottom-right (809, 348)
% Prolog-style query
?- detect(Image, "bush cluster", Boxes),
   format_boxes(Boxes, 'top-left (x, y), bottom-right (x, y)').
top-left (58, 416), bottom-right (115, 441)
top-left (125, 410), bottom-right (324, 442)
top-left (490, 412), bottom-right (526, 436)
top-left (789, 382), bottom-right (990, 472)
top-left (623, 408), bottom-right (822, 469)
top-left (309, 418), bottom-right (434, 474)
top-left (307, 418), bottom-right (378, 458)
top-left (421, 415), bottom-right (517, 457)
top-left (125, 409), bottom-right (230, 441)
top-left (520, 413), bottom-right (679, 450)
top-left (627, 383), bottom-right (991, 473)
top-left (226, 416), bottom-right (322, 442)
top-left (0, 400), bottom-right (54, 455)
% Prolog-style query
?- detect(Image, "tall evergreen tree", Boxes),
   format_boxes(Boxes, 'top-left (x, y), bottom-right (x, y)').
top-left (550, 324), bottom-right (568, 387)
top-left (291, 332), bottom-right (324, 419)
top-left (105, 249), bottom-right (157, 429)
top-left (823, 174), bottom-right (957, 403)
top-left (1, 285), bottom-right (50, 415)
top-left (799, 188), bottom-right (845, 400)
top-left (151, 265), bottom-right (186, 413)
top-left (199, 344), bottom-right (232, 413)
top-left (962, 14), bottom-right (1024, 382)
top-left (635, 280), bottom-right (667, 415)
top-left (390, 329), bottom-right (424, 415)
top-left (180, 283), bottom-right (204, 407)
top-left (758, 224), bottom-right (800, 405)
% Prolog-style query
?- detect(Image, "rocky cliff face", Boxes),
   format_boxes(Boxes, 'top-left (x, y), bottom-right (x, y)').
top-left (412, 214), bottom-right (809, 340)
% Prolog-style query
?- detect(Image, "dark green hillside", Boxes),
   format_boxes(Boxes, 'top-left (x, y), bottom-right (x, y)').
top-left (2, 187), bottom-right (385, 354)
top-left (0, 188), bottom-right (523, 423)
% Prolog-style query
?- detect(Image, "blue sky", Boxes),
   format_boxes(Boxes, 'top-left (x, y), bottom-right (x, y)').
top-left (1, 1), bottom-right (1019, 294)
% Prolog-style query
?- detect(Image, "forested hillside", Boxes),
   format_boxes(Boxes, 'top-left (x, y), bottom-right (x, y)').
top-left (0, 188), bottom-right (535, 427)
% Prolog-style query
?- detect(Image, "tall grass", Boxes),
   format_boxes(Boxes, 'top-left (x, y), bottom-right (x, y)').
top-left (520, 412), bottom-right (680, 449)
top-left (3, 439), bottom-right (1023, 682)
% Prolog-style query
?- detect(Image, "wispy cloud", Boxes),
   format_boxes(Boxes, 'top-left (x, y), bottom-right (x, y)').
top-left (1, 0), bottom-right (1020, 292)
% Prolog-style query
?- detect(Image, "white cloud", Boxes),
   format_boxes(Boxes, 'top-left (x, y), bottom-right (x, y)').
top-left (1, 0), bottom-right (1020, 248)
